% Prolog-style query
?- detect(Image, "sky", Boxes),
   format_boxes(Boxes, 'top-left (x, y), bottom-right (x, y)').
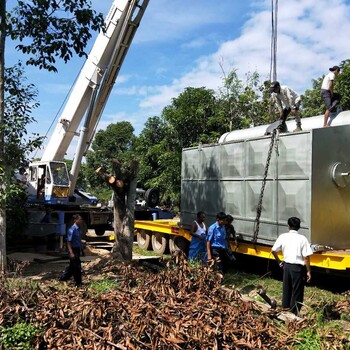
top-left (7, 0), bottom-right (350, 159)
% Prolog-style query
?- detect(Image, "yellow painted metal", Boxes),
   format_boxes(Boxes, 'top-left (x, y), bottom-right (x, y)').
top-left (135, 220), bottom-right (178, 234)
top-left (134, 220), bottom-right (350, 272)
top-left (233, 242), bottom-right (350, 271)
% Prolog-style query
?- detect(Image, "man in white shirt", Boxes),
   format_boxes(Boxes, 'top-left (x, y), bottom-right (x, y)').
top-left (271, 217), bottom-right (313, 315)
top-left (321, 65), bottom-right (341, 127)
top-left (270, 81), bottom-right (302, 132)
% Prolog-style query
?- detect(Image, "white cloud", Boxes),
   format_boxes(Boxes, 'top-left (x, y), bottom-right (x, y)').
top-left (135, 0), bottom-right (350, 115)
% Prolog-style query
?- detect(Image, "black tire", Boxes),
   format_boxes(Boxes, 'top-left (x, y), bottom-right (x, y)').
top-left (94, 227), bottom-right (106, 236)
top-left (137, 229), bottom-right (152, 250)
top-left (169, 235), bottom-right (190, 255)
top-left (145, 188), bottom-right (160, 208)
top-left (151, 232), bottom-right (168, 254)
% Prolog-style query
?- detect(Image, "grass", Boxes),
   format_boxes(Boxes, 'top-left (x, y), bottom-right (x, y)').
top-left (89, 279), bottom-right (119, 294)
top-left (132, 245), bottom-right (163, 257)
top-left (221, 261), bottom-right (350, 348)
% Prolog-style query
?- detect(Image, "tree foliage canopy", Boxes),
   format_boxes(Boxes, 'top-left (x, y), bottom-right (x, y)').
top-left (7, 0), bottom-right (104, 72)
top-left (85, 121), bottom-right (136, 191)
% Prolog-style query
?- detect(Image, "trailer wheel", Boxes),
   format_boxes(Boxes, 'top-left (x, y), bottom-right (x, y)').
top-left (169, 236), bottom-right (189, 255)
top-left (151, 232), bottom-right (168, 254)
top-left (145, 188), bottom-right (160, 208)
top-left (94, 227), bottom-right (105, 236)
top-left (137, 229), bottom-right (152, 250)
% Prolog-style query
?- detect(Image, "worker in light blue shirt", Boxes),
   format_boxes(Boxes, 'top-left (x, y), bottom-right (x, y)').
top-left (206, 212), bottom-right (227, 274)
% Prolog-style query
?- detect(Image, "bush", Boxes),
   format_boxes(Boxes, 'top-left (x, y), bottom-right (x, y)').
top-left (0, 322), bottom-right (41, 350)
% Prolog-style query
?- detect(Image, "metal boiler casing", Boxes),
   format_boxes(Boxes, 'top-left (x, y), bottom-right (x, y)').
top-left (180, 112), bottom-right (350, 249)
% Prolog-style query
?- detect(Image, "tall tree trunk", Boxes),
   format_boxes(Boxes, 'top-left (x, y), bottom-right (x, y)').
top-left (0, 0), bottom-right (7, 272)
top-left (111, 160), bottom-right (138, 261)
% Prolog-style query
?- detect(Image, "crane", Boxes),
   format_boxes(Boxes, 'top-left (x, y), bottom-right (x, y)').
top-left (26, 0), bottom-right (149, 205)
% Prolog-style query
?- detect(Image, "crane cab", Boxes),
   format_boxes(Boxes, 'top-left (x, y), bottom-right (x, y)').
top-left (27, 161), bottom-right (70, 204)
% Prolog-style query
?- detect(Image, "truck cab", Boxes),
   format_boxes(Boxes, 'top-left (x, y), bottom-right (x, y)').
top-left (27, 161), bottom-right (70, 204)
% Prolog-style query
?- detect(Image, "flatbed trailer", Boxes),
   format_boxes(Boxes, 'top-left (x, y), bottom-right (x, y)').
top-left (134, 219), bottom-right (350, 274)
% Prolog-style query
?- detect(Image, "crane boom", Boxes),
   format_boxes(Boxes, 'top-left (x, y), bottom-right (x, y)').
top-left (42, 0), bottom-right (149, 162)
top-left (28, 0), bottom-right (149, 205)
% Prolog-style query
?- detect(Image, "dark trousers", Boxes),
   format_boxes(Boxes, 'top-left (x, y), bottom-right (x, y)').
top-left (211, 247), bottom-right (231, 274)
top-left (60, 247), bottom-right (82, 286)
top-left (282, 263), bottom-right (305, 315)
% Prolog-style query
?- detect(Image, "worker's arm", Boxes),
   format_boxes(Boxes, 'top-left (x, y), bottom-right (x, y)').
top-left (272, 250), bottom-right (284, 268)
top-left (304, 256), bottom-right (311, 283)
top-left (206, 240), bottom-right (212, 262)
top-left (189, 222), bottom-right (204, 240)
top-left (272, 95), bottom-right (283, 116)
top-left (67, 241), bottom-right (74, 259)
top-left (329, 79), bottom-right (334, 96)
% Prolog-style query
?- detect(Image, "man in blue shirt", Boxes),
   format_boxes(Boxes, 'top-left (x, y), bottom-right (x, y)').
top-left (206, 212), bottom-right (227, 274)
top-left (60, 214), bottom-right (84, 286)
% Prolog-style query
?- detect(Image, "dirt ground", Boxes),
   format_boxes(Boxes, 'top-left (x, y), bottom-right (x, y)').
top-left (7, 233), bottom-right (159, 283)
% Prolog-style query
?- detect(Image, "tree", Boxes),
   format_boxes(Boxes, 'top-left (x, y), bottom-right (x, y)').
top-left (162, 87), bottom-right (219, 150)
top-left (7, 0), bottom-right (104, 72)
top-left (0, 0), bottom-right (104, 271)
top-left (301, 77), bottom-right (324, 118)
top-left (85, 121), bottom-right (136, 201)
top-left (335, 60), bottom-right (350, 111)
top-left (216, 69), bottom-right (271, 130)
top-left (3, 63), bottom-right (44, 242)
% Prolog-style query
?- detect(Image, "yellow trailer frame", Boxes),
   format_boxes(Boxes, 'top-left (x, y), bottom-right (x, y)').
top-left (134, 220), bottom-right (350, 272)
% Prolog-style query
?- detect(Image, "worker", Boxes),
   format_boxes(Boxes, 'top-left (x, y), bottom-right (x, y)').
top-left (206, 212), bottom-right (228, 275)
top-left (224, 214), bottom-right (237, 265)
top-left (271, 217), bottom-right (313, 315)
top-left (60, 214), bottom-right (84, 287)
top-left (15, 167), bottom-right (28, 187)
top-left (321, 66), bottom-right (341, 127)
top-left (270, 81), bottom-right (302, 132)
top-left (188, 211), bottom-right (207, 262)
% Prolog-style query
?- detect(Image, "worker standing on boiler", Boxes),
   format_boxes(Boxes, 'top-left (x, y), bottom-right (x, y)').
top-left (270, 81), bottom-right (302, 132)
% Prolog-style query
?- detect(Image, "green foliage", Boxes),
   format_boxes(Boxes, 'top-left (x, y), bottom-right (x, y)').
top-left (301, 76), bottom-right (324, 118)
top-left (2, 63), bottom-right (44, 171)
top-left (85, 121), bottom-right (137, 190)
top-left (217, 69), bottom-right (271, 129)
top-left (162, 87), bottom-right (220, 148)
top-left (5, 185), bottom-right (28, 242)
top-left (0, 322), bottom-right (41, 350)
top-left (89, 279), bottom-right (118, 294)
top-left (336, 59), bottom-right (350, 110)
top-left (0, 64), bottom-right (43, 239)
top-left (65, 159), bottom-right (88, 190)
top-left (293, 328), bottom-right (322, 349)
top-left (8, 0), bottom-right (104, 72)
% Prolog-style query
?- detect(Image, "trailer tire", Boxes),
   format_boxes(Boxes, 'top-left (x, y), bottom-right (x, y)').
top-left (94, 227), bottom-right (106, 236)
top-left (137, 229), bottom-right (152, 250)
top-left (169, 236), bottom-right (189, 255)
top-left (145, 188), bottom-right (160, 208)
top-left (151, 232), bottom-right (168, 254)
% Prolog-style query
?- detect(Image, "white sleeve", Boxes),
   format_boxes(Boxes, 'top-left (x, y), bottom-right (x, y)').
top-left (272, 236), bottom-right (282, 252)
top-left (302, 238), bottom-right (313, 257)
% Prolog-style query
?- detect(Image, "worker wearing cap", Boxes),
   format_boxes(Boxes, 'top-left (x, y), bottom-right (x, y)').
top-left (270, 81), bottom-right (302, 132)
top-left (321, 66), bottom-right (341, 127)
